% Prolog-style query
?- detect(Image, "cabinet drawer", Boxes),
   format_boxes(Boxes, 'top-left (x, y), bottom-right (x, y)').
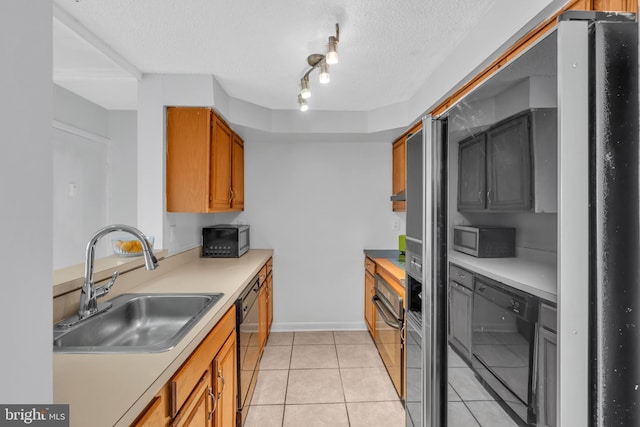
top-left (266, 257), bottom-right (273, 276)
top-left (258, 265), bottom-right (268, 285)
top-left (171, 370), bottom-right (211, 427)
top-left (539, 302), bottom-right (557, 333)
top-left (131, 394), bottom-right (166, 427)
top-left (365, 257), bottom-right (376, 276)
top-left (169, 305), bottom-right (236, 417)
top-left (449, 264), bottom-right (473, 290)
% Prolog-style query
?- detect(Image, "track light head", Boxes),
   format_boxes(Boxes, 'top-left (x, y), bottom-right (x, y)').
top-left (300, 77), bottom-right (311, 99)
top-left (298, 94), bottom-right (309, 112)
top-left (319, 60), bottom-right (330, 84)
top-left (326, 36), bottom-right (338, 65)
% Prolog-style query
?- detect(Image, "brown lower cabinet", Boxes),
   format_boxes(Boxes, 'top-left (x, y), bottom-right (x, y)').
top-left (364, 257), bottom-right (376, 338)
top-left (258, 258), bottom-right (274, 353)
top-left (266, 270), bottom-right (273, 332)
top-left (131, 305), bottom-right (237, 427)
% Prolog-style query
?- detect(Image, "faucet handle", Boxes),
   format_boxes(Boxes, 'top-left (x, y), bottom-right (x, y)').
top-left (96, 271), bottom-right (120, 299)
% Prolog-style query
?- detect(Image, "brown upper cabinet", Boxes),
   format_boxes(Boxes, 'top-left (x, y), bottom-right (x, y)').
top-left (391, 122), bottom-right (422, 212)
top-left (391, 136), bottom-right (406, 212)
top-left (166, 107), bottom-right (244, 213)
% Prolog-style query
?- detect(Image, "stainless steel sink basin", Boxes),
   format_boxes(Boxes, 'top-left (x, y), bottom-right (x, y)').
top-left (53, 293), bottom-right (224, 353)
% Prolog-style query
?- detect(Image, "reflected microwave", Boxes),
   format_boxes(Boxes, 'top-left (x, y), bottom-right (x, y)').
top-left (202, 224), bottom-right (250, 258)
top-left (453, 225), bottom-right (515, 258)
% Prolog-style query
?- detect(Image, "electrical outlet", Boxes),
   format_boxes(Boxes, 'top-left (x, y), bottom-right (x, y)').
top-left (392, 218), bottom-right (400, 231)
top-left (68, 182), bottom-right (78, 198)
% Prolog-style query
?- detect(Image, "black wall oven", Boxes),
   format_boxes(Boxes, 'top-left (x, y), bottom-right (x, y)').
top-left (471, 275), bottom-right (538, 425)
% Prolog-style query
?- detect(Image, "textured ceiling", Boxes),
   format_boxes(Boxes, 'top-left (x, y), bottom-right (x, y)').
top-left (53, 0), bottom-right (496, 111)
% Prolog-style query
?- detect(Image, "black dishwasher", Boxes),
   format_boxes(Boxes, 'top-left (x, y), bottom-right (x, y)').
top-left (471, 275), bottom-right (538, 425)
top-left (236, 276), bottom-right (261, 426)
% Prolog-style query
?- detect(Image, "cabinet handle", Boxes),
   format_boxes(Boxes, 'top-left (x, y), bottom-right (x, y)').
top-left (459, 274), bottom-right (466, 279)
top-left (208, 386), bottom-right (217, 420)
top-left (218, 369), bottom-right (226, 396)
top-left (229, 188), bottom-right (234, 203)
top-left (478, 189), bottom-right (483, 202)
top-left (487, 189), bottom-right (493, 203)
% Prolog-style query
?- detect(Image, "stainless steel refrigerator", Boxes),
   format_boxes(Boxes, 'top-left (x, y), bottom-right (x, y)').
top-left (408, 11), bottom-right (639, 426)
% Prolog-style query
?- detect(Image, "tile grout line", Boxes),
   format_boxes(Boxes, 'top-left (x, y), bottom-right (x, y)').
top-left (333, 332), bottom-right (352, 426)
top-left (280, 332), bottom-right (296, 427)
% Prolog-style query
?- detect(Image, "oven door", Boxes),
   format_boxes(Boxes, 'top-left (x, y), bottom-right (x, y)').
top-left (372, 277), bottom-right (404, 398)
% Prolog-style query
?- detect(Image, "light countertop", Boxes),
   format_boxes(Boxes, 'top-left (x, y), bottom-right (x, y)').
top-left (364, 249), bottom-right (406, 298)
top-left (448, 247), bottom-right (557, 303)
top-left (53, 249), bottom-right (273, 427)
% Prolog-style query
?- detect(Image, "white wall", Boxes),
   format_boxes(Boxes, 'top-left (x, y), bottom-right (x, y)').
top-left (52, 128), bottom-right (108, 268)
top-left (52, 85), bottom-right (138, 268)
top-left (0, 0), bottom-right (53, 403)
top-left (236, 139), bottom-right (405, 330)
top-left (108, 110), bottom-right (138, 225)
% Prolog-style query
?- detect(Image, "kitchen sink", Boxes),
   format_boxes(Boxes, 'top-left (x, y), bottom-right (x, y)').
top-left (53, 293), bottom-right (223, 353)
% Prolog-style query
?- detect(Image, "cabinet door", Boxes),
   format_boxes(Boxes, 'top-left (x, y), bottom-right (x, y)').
top-left (486, 114), bottom-right (532, 211)
top-left (364, 271), bottom-right (375, 337)
top-left (132, 395), bottom-right (167, 427)
top-left (166, 107), bottom-right (211, 212)
top-left (231, 134), bottom-right (244, 210)
top-left (537, 327), bottom-right (557, 427)
top-left (448, 281), bottom-right (473, 360)
top-left (210, 114), bottom-right (233, 211)
top-left (267, 272), bottom-right (273, 332)
top-left (213, 331), bottom-right (237, 427)
top-left (172, 371), bottom-right (212, 427)
top-left (258, 284), bottom-right (268, 353)
top-left (458, 134), bottom-right (486, 211)
top-left (392, 137), bottom-right (406, 212)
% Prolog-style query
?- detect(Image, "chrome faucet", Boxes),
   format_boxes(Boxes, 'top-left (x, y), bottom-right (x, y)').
top-left (77, 224), bottom-right (158, 320)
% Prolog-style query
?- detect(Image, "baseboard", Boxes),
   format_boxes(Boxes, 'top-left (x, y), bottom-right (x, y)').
top-left (271, 321), bottom-right (368, 332)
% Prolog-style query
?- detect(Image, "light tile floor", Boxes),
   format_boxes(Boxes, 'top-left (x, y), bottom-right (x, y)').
top-left (244, 331), bottom-right (518, 427)
top-left (244, 331), bottom-right (405, 427)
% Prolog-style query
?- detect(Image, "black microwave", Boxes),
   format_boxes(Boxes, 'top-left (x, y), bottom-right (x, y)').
top-left (453, 225), bottom-right (515, 258)
top-left (202, 224), bottom-right (250, 258)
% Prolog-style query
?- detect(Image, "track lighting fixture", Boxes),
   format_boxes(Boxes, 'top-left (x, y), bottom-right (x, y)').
top-left (297, 23), bottom-right (340, 111)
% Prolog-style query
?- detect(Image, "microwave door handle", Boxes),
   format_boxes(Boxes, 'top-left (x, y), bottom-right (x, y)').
top-left (372, 296), bottom-right (402, 330)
